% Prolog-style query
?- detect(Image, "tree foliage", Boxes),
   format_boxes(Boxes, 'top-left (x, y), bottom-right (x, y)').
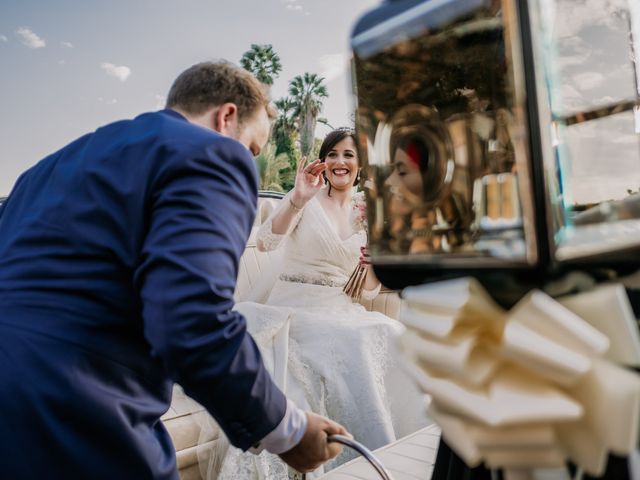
top-left (272, 96), bottom-right (299, 191)
top-left (238, 44), bottom-right (332, 192)
top-left (255, 142), bottom-right (294, 192)
top-left (240, 44), bottom-right (282, 85)
top-left (273, 96), bottom-right (298, 158)
top-left (288, 73), bottom-right (328, 157)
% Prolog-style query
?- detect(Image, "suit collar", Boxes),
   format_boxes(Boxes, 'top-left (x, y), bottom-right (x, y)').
top-left (159, 108), bottom-right (188, 122)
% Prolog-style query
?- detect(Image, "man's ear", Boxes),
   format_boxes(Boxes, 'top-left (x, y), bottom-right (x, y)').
top-left (212, 102), bottom-right (239, 136)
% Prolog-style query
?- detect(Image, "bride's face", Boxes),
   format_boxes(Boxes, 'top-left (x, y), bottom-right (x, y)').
top-left (323, 136), bottom-right (358, 191)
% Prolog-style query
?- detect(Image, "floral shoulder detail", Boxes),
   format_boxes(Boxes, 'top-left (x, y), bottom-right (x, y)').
top-left (352, 190), bottom-right (366, 204)
top-left (350, 191), bottom-right (367, 233)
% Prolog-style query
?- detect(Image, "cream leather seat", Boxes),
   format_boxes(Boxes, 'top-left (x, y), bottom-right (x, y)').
top-left (163, 194), bottom-right (403, 479)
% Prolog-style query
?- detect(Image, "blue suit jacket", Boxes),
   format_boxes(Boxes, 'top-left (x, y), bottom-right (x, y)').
top-left (0, 110), bottom-right (287, 479)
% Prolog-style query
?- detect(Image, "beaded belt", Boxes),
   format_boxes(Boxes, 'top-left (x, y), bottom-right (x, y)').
top-left (279, 273), bottom-right (342, 288)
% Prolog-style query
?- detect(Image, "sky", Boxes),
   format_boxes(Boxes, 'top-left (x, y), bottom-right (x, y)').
top-left (3, 0), bottom-right (640, 207)
top-left (540, 0), bottom-right (640, 205)
top-left (0, 0), bottom-right (379, 195)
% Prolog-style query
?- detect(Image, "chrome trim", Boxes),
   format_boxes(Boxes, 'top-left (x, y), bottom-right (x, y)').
top-left (327, 434), bottom-right (395, 480)
top-left (505, 0), bottom-right (540, 266)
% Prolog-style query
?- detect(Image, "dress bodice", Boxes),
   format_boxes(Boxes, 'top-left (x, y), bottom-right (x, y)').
top-left (257, 195), bottom-right (365, 288)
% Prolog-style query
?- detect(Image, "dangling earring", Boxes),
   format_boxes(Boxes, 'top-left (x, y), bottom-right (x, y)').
top-left (353, 168), bottom-right (361, 186)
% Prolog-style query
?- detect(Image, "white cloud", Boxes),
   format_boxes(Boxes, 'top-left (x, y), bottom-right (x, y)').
top-left (98, 97), bottom-right (118, 105)
top-left (0, 35), bottom-right (8, 42)
top-left (58, 59), bottom-right (66, 65)
top-left (572, 71), bottom-right (605, 91)
top-left (318, 53), bottom-right (348, 83)
top-left (61, 41), bottom-right (73, 48)
top-left (283, 0), bottom-right (305, 12)
top-left (100, 62), bottom-right (131, 82)
top-left (16, 27), bottom-right (46, 49)
top-left (594, 95), bottom-right (617, 105)
top-left (549, 0), bottom-right (628, 38)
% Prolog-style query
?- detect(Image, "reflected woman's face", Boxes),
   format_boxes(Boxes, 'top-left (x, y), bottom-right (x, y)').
top-left (385, 144), bottom-right (425, 215)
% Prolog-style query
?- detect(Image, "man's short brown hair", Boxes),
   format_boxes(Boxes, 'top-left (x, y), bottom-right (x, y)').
top-left (166, 60), bottom-right (274, 125)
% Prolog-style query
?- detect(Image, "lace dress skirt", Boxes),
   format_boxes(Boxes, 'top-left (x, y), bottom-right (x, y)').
top-left (213, 279), bottom-right (427, 480)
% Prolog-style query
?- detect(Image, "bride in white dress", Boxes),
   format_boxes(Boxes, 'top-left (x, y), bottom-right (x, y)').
top-left (201, 129), bottom-right (428, 479)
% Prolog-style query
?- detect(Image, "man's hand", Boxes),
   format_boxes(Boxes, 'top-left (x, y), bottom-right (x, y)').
top-left (278, 412), bottom-right (349, 473)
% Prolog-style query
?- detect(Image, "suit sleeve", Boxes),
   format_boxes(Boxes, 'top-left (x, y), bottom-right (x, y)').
top-left (0, 172), bottom-right (27, 221)
top-left (134, 138), bottom-right (287, 450)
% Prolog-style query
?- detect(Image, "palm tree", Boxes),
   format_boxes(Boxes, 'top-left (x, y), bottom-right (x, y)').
top-left (255, 142), bottom-right (294, 192)
top-left (288, 73), bottom-right (328, 157)
top-left (272, 96), bottom-right (300, 191)
top-left (273, 97), bottom-right (298, 157)
top-left (316, 117), bottom-right (334, 130)
top-left (239, 44), bottom-right (282, 85)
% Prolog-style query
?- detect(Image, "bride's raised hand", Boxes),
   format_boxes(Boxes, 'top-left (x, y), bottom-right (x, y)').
top-left (290, 156), bottom-right (327, 208)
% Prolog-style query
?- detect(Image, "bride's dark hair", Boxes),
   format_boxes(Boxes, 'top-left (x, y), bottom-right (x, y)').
top-left (319, 127), bottom-right (359, 196)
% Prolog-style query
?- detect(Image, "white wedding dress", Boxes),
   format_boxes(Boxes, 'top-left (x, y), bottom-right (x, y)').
top-left (200, 193), bottom-right (428, 480)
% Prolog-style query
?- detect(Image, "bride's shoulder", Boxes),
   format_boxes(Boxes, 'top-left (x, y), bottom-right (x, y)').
top-left (352, 190), bottom-right (365, 204)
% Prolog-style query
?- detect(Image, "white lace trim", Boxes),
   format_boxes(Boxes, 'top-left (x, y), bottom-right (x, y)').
top-left (257, 217), bottom-right (287, 252)
top-left (360, 282), bottom-right (382, 301)
top-left (280, 273), bottom-right (342, 288)
top-left (216, 446), bottom-right (294, 480)
top-left (256, 194), bottom-right (304, 252)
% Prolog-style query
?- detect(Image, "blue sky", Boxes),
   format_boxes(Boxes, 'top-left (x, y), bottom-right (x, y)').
top-left (0, 0), bottom-right (379, 195)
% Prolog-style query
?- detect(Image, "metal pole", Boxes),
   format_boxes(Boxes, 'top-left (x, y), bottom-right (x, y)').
top-left (300, 434), bottom-right (396, 480)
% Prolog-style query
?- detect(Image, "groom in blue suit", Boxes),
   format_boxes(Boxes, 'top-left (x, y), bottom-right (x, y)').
top-left (0, 61), bottom-right (345, 479)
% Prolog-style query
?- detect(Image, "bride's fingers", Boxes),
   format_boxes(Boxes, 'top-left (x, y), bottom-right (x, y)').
top-left (308, 164), bottom-right (326, 176)
top-left (300, 161), bottom-right (323, 180)
top-left (303, 159), bottom-right (321, 171)
top-left (308, 172), bottom-right (325, 187)
top-left (297, 156), bottom-right (308, 174)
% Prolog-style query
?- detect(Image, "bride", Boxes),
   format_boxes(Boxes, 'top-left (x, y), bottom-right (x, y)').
top-left (200, 128), bottom-right (428, 479)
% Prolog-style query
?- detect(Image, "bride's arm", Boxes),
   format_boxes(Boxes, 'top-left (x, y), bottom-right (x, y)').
top-left (270, 189), bottom-right (307, 234)
top-left (256, 190), bottom-right (304, 252)
top-left (257, 157), bottom-right (326, 251)
top-left (360, 246), bottom-right (382, 300)
top-left (361, 265), bottom-right (382, 300)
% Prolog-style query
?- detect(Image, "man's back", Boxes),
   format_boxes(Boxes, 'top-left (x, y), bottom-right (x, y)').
top-left (0, 109), bottom-right (278, 479)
